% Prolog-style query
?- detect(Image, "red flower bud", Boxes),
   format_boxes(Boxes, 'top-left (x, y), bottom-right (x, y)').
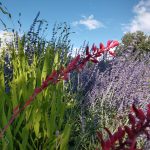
top-left (100, 42), bottom-right (105, 50)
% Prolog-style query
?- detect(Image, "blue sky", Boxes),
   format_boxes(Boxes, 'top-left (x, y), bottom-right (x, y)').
top-left (1, 0), bottom-right (150, 48)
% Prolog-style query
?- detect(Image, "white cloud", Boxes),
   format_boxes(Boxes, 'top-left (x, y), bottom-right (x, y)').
top-left (124, 0), bottom-right (150, 34)
top-left (72, 15), bottom-right (104, 30)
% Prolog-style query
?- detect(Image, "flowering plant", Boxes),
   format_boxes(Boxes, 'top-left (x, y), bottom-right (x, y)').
top-left (0, 40), bottom-right (119, 138)
top-left (97, 104), bottom-right (150, 150)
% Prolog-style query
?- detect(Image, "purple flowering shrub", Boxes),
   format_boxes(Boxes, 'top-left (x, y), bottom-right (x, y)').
top-left (71, 44), bottom-right (150, 148)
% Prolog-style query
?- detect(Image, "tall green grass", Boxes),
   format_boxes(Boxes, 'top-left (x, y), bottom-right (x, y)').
top-left (0, 33), bottom-right (73, 149)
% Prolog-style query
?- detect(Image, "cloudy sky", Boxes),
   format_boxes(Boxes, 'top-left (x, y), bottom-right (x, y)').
top-left (0, 0), bottom-right (150, 48)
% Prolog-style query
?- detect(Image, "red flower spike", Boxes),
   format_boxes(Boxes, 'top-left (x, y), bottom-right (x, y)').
top-left (0, 41), bottom-right (119, 140)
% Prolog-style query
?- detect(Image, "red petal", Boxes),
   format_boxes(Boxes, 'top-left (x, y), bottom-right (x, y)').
top-left (109, 51), bottom-right (116, 57)
top-left (109, 41), bottom-right (119, 49)
top-left (107, 40), bottom-right (113, 47)
top-left (100, 42), bottom-right (105, 50)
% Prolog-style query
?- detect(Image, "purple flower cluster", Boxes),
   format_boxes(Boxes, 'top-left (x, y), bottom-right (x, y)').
top-left (86, 55), bottom-right (150, 111)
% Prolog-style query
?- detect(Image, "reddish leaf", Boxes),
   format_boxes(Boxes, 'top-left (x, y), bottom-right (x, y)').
top-left (117, 127), bottom-right (125, 139)
top-left (129, 114), bottom-right (136, 127)
top-left (132, 104), bottom-right (145, 122)
top-left (124, 126), bottom-right (134, 139)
